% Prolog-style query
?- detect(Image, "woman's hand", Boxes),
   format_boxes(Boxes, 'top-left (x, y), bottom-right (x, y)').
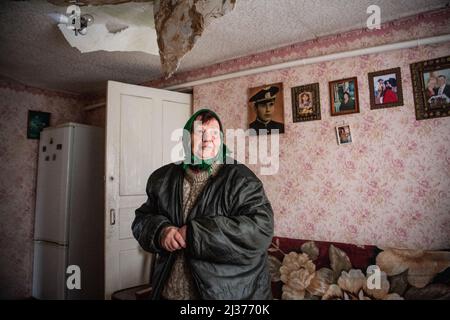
top-left (160, 226), bottom-right (186, 252)
top-left (179, 225), bottom-right (187, 242)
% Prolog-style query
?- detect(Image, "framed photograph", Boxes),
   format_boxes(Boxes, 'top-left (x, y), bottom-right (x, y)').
top-left (291, 83), bottom-right (321, 122)
top-left (27, 110), bottom-right (51, 139)
top-left (329, 77), bottom-right (359, 116)
top-left (336, 124), bottom-right (352, 145)
top-left (410, 55), bottom-right (450, 120)
top-left (368, 67), bottom-right (403, 109)
top-left (248, 82), bottom-right (284, 135)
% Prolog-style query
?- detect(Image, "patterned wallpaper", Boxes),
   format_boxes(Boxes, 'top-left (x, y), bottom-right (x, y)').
top-left (193, 43), bottom-right (450, 251)
top-left (85, 105), bottom-right (106, 128)
top-left (0, 84), bottom-right (86, 299)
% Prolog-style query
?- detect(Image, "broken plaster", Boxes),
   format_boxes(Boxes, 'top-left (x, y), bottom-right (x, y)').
top-left (57, 2), bottom-right (159, 55)
top-left (154, 0), bottom-right (236, 78)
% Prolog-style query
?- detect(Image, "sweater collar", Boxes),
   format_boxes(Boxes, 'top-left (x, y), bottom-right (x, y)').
top-left (185, 161), bottom-right (222, 184)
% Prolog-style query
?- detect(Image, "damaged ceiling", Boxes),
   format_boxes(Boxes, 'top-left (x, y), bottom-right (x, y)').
top-left (49, 0), bottom-right (237, 77)
top-left (154, 0), bottom-right (236, 78)
top-left (0, 0), bottom-right (448, 95)
top-left (56, 2), bottom-right (159, 56)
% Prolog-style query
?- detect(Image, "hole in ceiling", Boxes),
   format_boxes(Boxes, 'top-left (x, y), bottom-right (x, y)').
top-left (55, 1), bottom-right (159, 56)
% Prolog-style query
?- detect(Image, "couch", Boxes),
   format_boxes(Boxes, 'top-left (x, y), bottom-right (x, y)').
top-left (268, 236), bottom-right (450, 300)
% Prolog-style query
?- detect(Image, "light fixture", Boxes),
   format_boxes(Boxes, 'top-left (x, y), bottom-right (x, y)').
top-left (49, 3), bottom-right (94, 36)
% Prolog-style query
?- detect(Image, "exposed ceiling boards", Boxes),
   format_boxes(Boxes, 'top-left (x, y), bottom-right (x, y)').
top-left (154, 0), bottom-right (236, 78)
top-left (56, 2), bottom-right (159, 56)
top-left (0, 0), bottom-right (448, 95)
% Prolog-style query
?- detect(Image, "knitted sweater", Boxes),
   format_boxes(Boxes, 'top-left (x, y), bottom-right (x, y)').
top-left (161, 162), bottom-right (223, 300)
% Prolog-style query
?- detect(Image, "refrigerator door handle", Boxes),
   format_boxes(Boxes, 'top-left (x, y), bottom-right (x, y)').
top-left (34, 239), bottom-right (66, 246)
top-left (110, 209), bottom-right (116, 225)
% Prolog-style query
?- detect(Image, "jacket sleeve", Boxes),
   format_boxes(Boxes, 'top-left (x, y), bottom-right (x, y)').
top-left (132, 174), bottom-right (172, 254)
top-left (186, 178), bottom-right (274, 265)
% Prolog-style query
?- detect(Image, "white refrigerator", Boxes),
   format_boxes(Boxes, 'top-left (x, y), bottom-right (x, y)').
top-left (32, 123), bottom-right (104, 299)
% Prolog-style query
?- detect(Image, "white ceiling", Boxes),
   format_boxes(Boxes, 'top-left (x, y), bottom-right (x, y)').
top-left (0, 0), bottom-right (448, 95)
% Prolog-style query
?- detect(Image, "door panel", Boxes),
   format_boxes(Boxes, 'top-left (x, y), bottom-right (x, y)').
top-left (119, 94), bottom-right (156, 196)
top-left (162, 100), bottom-right (191, 165)
top-left (118, 207), bottom-right (136, 240)
top-left (119, 248), bottom-right (151, 289)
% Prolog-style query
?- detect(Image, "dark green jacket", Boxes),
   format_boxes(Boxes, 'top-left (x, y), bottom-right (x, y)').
top-left (132, 158), bottom-right (274, 300)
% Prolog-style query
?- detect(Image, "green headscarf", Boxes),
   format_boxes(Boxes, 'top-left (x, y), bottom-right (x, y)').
top-left (182, 109), bottom-right (230, 174)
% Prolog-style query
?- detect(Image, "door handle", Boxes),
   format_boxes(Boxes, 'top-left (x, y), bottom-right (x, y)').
top-left (110, 209), bottom-right (116, 225)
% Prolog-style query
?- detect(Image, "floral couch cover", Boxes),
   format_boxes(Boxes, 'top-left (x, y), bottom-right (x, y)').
top-left (268, 236), bottom-right (450, 300)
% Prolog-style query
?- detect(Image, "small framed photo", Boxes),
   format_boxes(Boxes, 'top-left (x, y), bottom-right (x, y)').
top-left (27, 110), bottom-right (51, 139)
top-left (410, 55), bottom-right (450, 120)
top-left (368, 67), bottom-right (403, 109)
top-left (336, 124), bottom-right (352, 145)
top-left (248, 82), bottom-right (284, 135)
top-left (291, 83), bottom-right (321, 123)
top-left (329, 77), bottom-right (359, 116)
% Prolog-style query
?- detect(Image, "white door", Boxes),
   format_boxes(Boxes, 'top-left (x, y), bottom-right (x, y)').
top-left (105, 80), bottom-right (191, 299)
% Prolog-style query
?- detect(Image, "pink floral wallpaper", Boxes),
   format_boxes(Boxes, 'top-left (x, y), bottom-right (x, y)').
top-left (85, 105), bottom-right (106, 128)
top-left (0, 81), bottom-right (87, 299)
top-left (193, 43), bottom-right (450, 251)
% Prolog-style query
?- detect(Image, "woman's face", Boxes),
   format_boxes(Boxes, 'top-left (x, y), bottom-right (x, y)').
top-left (428, 77), bottom-right (437, 88)
top-left (344, 93), bottom-right (349, 103)
top-left (301, 94), bottom-right (309, 103)
top-left (191, 117), bottom-right (221, 160)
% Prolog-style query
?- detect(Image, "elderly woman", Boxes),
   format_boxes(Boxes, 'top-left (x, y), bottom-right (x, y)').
top-left (132, 109), bottom-right (274, 300)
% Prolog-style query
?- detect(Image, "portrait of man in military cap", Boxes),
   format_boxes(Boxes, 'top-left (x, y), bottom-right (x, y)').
top-left (248, 83), bottom-right (285, 135)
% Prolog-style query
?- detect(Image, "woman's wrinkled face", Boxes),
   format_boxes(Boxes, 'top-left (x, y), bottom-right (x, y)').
top-left (191, 117), bottom-right (221, 160)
